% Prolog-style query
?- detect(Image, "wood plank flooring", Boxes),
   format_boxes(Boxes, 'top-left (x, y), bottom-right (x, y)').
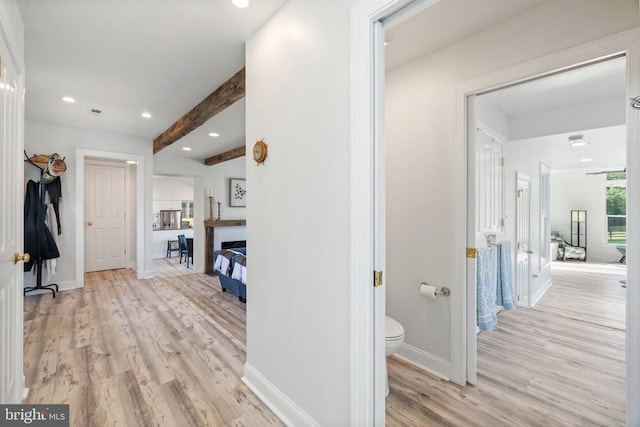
top-left (24, 261), bottom-right (626, 426)
top-left (23, 267), bottom-right (282, 427)
top-left (386, 262), bottom-right (626, 426)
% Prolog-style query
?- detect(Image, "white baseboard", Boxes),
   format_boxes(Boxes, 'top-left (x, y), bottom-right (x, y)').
top-left (140, 269), bottom-right (154, 279)
top-left (530, 278), bottom-right (552, 307)
top-left (242, 363), bottom-right (319, 427)
top-left (395, 342), bottom-right (450, 381)
top-left (23, 279), bottom-right (80, 296)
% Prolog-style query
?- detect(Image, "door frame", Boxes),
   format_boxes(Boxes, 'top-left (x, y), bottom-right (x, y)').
top-left (352, 0), bottom-right (640, 421)
top-left (75, 149), bottom-right (146, 284)
top-left (515, 172), bottom-right (532, 308)
top-left (451, 30), bottom-right (640, 424)
top-left (350, 1), bottom-right (441, 424)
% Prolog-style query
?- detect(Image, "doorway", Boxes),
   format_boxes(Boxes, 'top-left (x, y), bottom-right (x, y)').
top-left (351, 1), bottom-right (640, 425)
top-left (75, 149), bottom-right (146, 284)
top-left (85, 160), bottom-right (127, 272)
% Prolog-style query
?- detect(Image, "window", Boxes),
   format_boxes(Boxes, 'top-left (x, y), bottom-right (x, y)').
top-left (606, 172), bottom-right (626, 244)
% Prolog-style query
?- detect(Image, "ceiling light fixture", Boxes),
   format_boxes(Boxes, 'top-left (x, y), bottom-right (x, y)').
top-left (62, 96), bottom-right (76, 103)
top-left (208, 132), bottom-right (220, 137)
top-left (182, 147), bottom-right (192, 151)
top-left (141, 111), bottom-right (152, 119)
top-left (231, 0), bottom-right (249, 8)
top-left (569, 134), bottom-right (588, 147)
top-left (580, 158), bottom-right (593, 162)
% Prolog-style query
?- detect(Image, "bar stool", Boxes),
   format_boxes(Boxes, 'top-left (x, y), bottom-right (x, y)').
top-left (167, 239), bottom-right (180, 258)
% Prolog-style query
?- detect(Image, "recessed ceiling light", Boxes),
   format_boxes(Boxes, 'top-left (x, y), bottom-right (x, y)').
top-left (231, 0), bottom-right (249, 8)
top-left (141, 111), bottom-right (152, 119)
top-left (182, 147), bottom-right (192, 151)
top-left (126, 160), bottom-right (139, 165)
top-left (580, 158), bottom-right (593, 162)
top-left (569, 134), bottom-right (588, 147)
top-left (62, 96), bottom-right (76, 103)
top-left (208, 132), bottom-right (220, 137)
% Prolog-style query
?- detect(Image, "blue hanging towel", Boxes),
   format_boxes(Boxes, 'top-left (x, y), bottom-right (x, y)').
top-left (496, 241), bottom-right (516, 310)
top-left (477, 247), bottom-right (497, 331)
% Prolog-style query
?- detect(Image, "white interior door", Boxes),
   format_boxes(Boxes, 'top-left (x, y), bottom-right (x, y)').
top-left (466, 107), bottom-right (505, 385)
top-left (516, 173), bottom-right (531, 305)
top-left (85, 162), bottom-right (126, 272)
top-left (0, 40), bottom-right (26, 403)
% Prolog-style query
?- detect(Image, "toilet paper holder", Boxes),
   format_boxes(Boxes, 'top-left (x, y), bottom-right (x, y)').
top-left (419, 282), bottom-right (451, 297)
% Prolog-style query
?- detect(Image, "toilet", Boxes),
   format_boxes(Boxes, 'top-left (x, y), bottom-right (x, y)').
top-left (385, 316), bottom-right (405, 396)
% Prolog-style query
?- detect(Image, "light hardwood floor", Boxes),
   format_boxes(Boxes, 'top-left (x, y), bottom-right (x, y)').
top-left (24, 261), bottom-right (626, 426)
top-left (23, 267), bottom-right (282, 427)
top-left (386, 262), bottom-right (626, 426)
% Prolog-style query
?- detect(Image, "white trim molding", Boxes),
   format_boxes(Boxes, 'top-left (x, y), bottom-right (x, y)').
top-left (625, 36), bottom-right (640, 427)
top-left (242, 363), bottom-right (318, 427)
top-left (75, 149), bottom-right (146, 286)
top-left (396, 344), bottom-right (451, 381)
top-left (529, 278), bottom-right (552, 308)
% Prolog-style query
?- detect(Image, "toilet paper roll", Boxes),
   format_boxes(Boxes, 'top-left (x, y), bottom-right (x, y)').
top-left (419, 283), bottom-right (437, 299)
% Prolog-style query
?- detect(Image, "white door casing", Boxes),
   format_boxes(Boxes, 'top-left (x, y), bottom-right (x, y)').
top-left (0, 29), bottom-right (25, 403)
top-left (451, 31), bottom-right (640, 425)
top-left (85, 162), bottom-right (126, 272)
top-left (516, 173), bottom-right (531, 306)
top-left (372, 19), bottom-right (386, 425)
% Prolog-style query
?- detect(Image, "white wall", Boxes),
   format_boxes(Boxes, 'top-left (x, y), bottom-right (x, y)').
top-left (23, 121), bottom-right (154, 288)
top-left (152, 228), bottom-right (194, 259)
top-left (551, 169), bottom-right (622, 262)
top-left (510, 95), bottom-right (625, 140)
top-left (245, 0), bottom-right (352, 424)
top-left (385, 0), bottom-right (638, 379)
top-left (152, 175), bottom-right (194, 201)
top-left (475, 96), bottom-right (510, 139)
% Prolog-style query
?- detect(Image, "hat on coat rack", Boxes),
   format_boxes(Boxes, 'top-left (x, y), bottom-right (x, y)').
top-left (25, 152), bottom-right (67, 183)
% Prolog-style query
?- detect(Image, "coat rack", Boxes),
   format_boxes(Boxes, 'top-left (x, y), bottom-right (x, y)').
top-left (24, 152), bottom-right (66, 298)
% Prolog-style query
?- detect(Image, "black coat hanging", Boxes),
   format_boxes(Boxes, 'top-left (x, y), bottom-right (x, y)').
top-left (23, 179), bottom-right (59, 272)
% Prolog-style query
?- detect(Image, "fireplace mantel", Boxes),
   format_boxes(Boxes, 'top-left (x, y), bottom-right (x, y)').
top-left (204, 219), bottom-right (246, 274)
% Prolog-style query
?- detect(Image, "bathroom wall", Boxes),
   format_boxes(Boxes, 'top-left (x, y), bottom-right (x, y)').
top-left (385, 0), bottom-right (638, 379)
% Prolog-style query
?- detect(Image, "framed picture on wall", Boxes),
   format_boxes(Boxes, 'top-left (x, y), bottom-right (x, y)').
top-left (229, 178), bottom-right (246, 207)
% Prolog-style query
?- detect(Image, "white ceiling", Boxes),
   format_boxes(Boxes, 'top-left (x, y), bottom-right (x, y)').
top-left (17, 0), bottom-right (286, 159)
top-left (386, 0), bottom-right (626, 171)
top-left (482, 57), bottom-right (626, 170)
top-left (507, 125), bottom-right (626, 172)
top-left (385, 0), bottom-right (552, 70)
top-left (19, 0), bottom-right (627, 168)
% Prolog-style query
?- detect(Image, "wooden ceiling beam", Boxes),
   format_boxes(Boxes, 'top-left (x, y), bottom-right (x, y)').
top-left (153, 67), bottom-right (245, 154)
top-left (204, 145), bottom-right (245, 166)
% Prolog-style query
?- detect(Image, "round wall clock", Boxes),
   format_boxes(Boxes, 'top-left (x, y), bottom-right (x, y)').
top-left (252, 139), bottom-right (268, 164)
